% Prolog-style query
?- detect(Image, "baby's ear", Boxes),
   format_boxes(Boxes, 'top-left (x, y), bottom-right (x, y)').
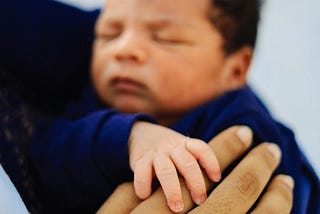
top-left (224, 46), bottom-right (253, 89)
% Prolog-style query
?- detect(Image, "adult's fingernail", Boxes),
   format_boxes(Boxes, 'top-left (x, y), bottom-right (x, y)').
top-left (236, 126), bottom-right (252, 143)
top-left (282, 175), bottom-right (294, 189)
top-left (266, 143), bottom-right (281, 160)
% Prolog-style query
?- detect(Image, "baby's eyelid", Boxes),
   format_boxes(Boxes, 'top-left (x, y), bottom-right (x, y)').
top-left (96, 22), bottom-right (123, 38)
top-left (152, 34), bottom-right (182, 44)
top-left (97, 30), bottom-right (122, 41)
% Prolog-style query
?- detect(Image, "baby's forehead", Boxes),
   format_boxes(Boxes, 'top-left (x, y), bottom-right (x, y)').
top-left (101, 0), bottom-right (211, 23)
top-left (99, 13), bottom-right (199, 30)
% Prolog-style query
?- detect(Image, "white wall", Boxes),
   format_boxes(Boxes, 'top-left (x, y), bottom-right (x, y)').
top-left (55, 0), bottom-right (105, 10)
top-left (56, 0), bottom-right (320, 176)
top-left (249, 0), bottom-right (320, 176)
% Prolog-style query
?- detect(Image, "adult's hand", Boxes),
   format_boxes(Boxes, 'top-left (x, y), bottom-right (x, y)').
top-left (97, 126), bottom-right (293, 213)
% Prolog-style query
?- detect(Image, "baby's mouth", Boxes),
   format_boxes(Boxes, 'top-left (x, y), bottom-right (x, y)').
top-left (111, 77), bottom-right (146, 94)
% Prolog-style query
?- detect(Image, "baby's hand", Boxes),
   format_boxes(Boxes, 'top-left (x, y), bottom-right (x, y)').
top-left (129, 122), bottom-right (221, 213)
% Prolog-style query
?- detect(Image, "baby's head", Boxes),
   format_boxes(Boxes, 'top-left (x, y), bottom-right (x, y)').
top-left (91, 0), bottom-right (260, 125)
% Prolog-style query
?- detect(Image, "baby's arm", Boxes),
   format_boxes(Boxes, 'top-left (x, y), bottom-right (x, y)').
top-left (129, 122), bottom-right (221, 213)
top-left (31, 110), bottom-right (154, 213)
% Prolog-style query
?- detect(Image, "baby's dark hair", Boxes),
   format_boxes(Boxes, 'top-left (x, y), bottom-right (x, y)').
top-left (209, 0), bottom-right (262, 54)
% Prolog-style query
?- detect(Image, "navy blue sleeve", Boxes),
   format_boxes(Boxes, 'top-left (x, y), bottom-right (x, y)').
top-left (31, 110), bottom-right (154, 213)
top-left (171, 87), bottom-right (320, 214)
top-left (0, 0), bottom-right (99, 111)
top-left (212, 113), bottom-right (320, 214)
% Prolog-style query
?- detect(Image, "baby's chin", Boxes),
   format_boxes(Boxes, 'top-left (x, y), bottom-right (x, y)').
top-left (108, 98), bottom-right (187, 125)
top-left (116, 106), bottom-right (145, 114)
top-left (110, 100), bottom-right (152, 115)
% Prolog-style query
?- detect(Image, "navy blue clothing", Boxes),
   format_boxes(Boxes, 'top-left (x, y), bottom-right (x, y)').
top-left (31, 86), bottom-right (155, 213)
top-left (1, 1), bottom-right (99, 212)
top-left (31, 86), bottom-right (320, 214)
top-left (0, 0), bottom-right (99, 113)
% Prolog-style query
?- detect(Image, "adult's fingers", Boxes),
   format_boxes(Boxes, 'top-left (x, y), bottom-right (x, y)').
top-left (252, 174), bottom-right (294, 214)
top-left (96, 182), bottom-right (141, 214)
top-left (189, 143), bottom-right (281, 214)
top-left (209, 126), bottom-right (253, 173)
top-left (131, 125), bottom-right (253, 214)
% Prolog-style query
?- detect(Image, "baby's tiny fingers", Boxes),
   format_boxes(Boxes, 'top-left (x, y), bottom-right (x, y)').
top-left (134, 158), bottom-right (153, 199)
top-left (154, 155), bottom-right (184, 213)
top-left (171, 147), bottom-right (207, 205)
top-left (186, 139), bottom-right (221, 182)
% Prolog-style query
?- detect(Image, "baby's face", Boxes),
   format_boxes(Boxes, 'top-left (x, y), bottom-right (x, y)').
top-left (91, 0), bottom-right (230, 125)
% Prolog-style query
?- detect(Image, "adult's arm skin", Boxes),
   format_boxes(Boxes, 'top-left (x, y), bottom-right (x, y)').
top-left (97, 126), bottom-right (294, 213)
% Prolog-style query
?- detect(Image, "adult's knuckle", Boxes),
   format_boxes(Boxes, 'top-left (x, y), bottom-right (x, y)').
top-left (230, 170), bottom-right (260, 198)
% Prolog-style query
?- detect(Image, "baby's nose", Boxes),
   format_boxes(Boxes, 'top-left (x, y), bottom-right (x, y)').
top-left (113, 31), bottom-right (147, 63)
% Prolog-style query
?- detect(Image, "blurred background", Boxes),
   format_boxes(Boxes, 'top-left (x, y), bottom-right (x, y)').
top-left (249, 0), bottom-right (320, 177)
top-left (56, 0), bottom-right (320, 176)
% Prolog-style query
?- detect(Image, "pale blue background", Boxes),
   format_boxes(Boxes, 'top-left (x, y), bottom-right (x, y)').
top-left (249, 0), bottom-right (320, 176)
top-left (0, 165), bottom-right (28, 214)
top-left (57, 0), bottom-right (320, 176)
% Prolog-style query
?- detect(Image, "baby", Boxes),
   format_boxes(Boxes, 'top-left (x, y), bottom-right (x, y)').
top-left (90, 0), bottom-right (245, 211)
top-left (90, 0), bottom-right (255, 210)
top-left (31, 0), bottom-right (313, 213)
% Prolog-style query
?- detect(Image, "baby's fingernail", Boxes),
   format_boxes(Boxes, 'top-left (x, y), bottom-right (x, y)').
top-left (236, 126), bottom-right (252, 143)
top-left (266, 143), bottom-right (281, 160)
top-left (214, 173), bottom-right (221, 182)
top-left (169, 201), bottom-right (183, 213)
top-left (194, 194), bottom-right (207, 205)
